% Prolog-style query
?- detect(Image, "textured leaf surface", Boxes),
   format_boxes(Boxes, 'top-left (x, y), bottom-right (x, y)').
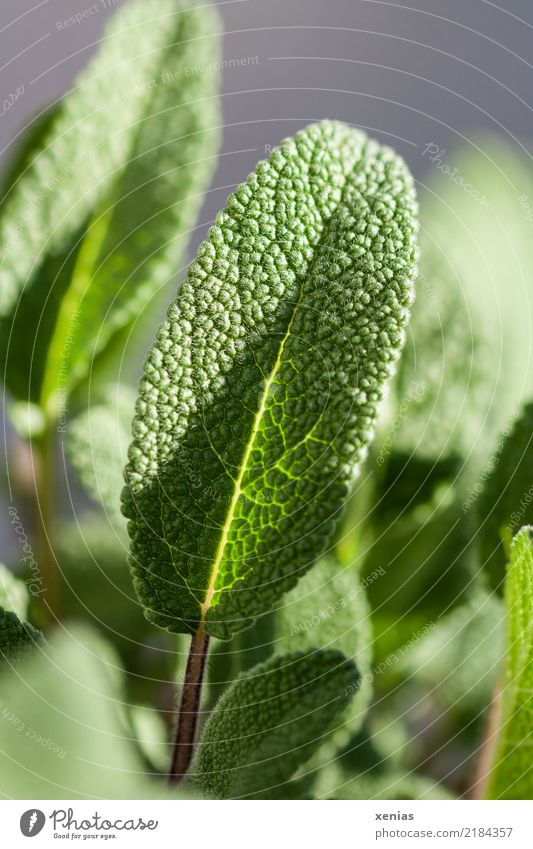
top-left (67, 385), bottom-right (135, 526)
top-left (123, 120), bottom-right (418, 639)
top-left (0, 563), bottom-right (30, 620)
top-left (487, 527), bottom-right (533, 799)
top-left (396, 139), bottom-right (533, 472)
top-left (0, 625), bottom-right (185, 799)
top-left (478, 402), bottom-right (533, 589)
top-left (0, 604), bottom-right (42, 664)
top-left (194, 649), bottom-right (359, 798)
top-left (0, 0), bottom-right (220, 413)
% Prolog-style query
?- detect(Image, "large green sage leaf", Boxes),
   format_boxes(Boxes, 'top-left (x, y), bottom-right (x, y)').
top-left (194, 649), bottom-right (359, 799)
top-left (486, 527), bottom-right (533, 799)
top-left (0, 0), bottom-right (220, 418)
top-left (123, 120), bottom-right (418, 639)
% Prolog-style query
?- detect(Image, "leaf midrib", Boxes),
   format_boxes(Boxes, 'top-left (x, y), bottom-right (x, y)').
top-left (200, 281), bottom-right (305, 624)
top-left (40, 203), bottom-right (114, 419)
top-left (200, 143), bottom-right (366, 627)
top-left (40, 15), bottom-right (185, 420)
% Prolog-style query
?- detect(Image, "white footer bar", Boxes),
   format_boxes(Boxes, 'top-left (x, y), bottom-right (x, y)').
top-left (1, 799), bottom-right (530, 847)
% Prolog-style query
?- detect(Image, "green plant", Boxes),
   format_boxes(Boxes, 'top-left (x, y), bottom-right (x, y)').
top-left (484, 527), bottom-right (533, 799)
top-left (0, 0), bottom-right (532, 803)
top-left (123, 119), bottom-right (418, 781)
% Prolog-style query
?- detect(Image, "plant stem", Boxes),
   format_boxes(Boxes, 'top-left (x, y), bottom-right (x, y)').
top-left (467, 682), bottom-right (502, 799)
top-left (34, 422), bottom-right (61, 624)
top-left (168, 626), bottom-right (210, 785)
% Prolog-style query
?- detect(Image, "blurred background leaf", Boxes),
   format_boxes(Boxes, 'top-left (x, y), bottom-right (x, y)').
top-left (54, 515), bottom-right (187, 706)
top-left (66, 384), bottom-right (135, 528)
top-left (399, 588), bottom-right (505, 714)
top-left (0, 624), bottom-right (189, 799)
top-left (395, 138), bottom-right (533, 479)
top-left (0, 0), bottom-right (221, 422)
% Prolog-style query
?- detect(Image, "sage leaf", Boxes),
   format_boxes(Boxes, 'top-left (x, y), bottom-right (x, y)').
top-left (67, 385), bottom-right (135, 527)
top-left (0, 563), bottom-right (30, 620)
top-left (0, 604), bottom-right (42, 664)
top-left (486, 527), bottom-right (533, 799)
top-left (194, 649), bottom-right (359, 799)
top-left (123, 120), bottom-right (418, 639)
top-left (0, 0), bottom-right (220, 417)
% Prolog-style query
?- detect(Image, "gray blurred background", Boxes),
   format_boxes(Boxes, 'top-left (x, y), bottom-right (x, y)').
top-left (1, 0), bottom-right (532, 251)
